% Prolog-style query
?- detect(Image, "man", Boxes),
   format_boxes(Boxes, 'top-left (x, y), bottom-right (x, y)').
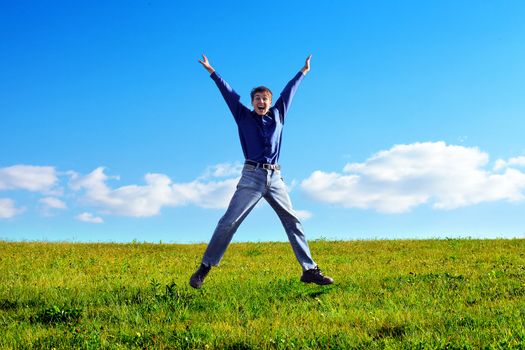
top-left (190, 54), bottom-right (333, 289)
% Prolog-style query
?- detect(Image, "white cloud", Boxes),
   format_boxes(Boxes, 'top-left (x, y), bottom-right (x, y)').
top-left (172, 178), bottom-right (239, 209)
top-left (301, 142), bottom-right (525, 213)
top-left (39, 197), bottom-right (67, 210)
top-left (69, 166), bottom-right (239, 217)
top-left (199, 162), bottom-right (243, 179)
top-left (508, 156), bottom-right (525, 168)
top-left (493, 159), bottom-right (507, 172)
top-left (295, 209), bottom-right (312, 220)
top-left (494, 156), bottom-right (525, 171)
top-left (0, 165), bottom-right (58, 193)
top-left (0, 198), bottom-right (24, 219)
top-left (70, 168), bottom-right (183, 217)
top-left (76, 212), bottom-right (104, 224)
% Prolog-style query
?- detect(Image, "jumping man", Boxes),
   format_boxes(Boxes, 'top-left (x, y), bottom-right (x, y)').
top-left (190, 54), bottom-right (333, 288)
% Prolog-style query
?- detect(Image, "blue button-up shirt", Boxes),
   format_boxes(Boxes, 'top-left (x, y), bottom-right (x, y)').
top-left (210, 71), bottom-right (305, 164)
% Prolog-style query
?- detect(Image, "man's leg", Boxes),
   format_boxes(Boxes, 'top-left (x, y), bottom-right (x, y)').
top-left (264, 171), bottom-right (317, 271)
top-left (265, 170), bottom-right (333, 285)
top-left (201, 186), bottom-right (262, 266)
top-left (190, 168), bottom-right (265, 288)
top-left (201, 166), bottom-right (266, 267)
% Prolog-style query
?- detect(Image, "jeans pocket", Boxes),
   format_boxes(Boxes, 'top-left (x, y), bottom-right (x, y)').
top-left (237, 170), bottom-right (258, 189)
top-left (243, 164), bottom-right (256, 172)
top-left (277, 171), bottom-right (284, 182)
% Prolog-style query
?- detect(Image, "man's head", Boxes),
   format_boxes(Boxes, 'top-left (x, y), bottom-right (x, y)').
top-left (250, 86), bottom-right (272, 116)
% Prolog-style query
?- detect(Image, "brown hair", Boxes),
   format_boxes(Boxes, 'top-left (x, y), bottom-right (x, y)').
top-left (250, 86), bottom-right (273, 101)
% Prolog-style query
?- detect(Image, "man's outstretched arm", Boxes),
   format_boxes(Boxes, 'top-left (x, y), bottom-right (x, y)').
top-left (198, 54), bottom-right (247, 121)
top-left (198, 54), bottom-right (215, 74)
top-left (300, 54), bottom-right (311, 75)
top-left (274, 55), bottom-right (312, 121)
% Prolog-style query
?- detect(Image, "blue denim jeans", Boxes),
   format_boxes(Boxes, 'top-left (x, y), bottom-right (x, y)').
top-left (202, 164), bottom-right (317, 271)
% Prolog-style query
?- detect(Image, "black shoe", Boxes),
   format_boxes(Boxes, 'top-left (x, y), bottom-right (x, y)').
top-left (300, 266), bottom-right (334, 285)
top-left (189, 263), bottom-right (211, 289)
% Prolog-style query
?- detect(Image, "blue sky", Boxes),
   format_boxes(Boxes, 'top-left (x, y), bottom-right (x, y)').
top-left (1, 1), bottom-right (525, 243)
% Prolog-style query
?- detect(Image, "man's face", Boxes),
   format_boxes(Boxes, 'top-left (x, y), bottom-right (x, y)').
top-left (252, 92), bottom-right (272, 116)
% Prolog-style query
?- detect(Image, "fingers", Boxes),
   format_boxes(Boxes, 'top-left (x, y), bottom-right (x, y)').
top-left (198, 54), bottom-right (215, 73)
top-left (198, 54), bottom-right (208, 66)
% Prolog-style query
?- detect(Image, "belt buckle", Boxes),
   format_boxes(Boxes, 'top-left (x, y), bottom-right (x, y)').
top-left (263, 164), bottom-right (279, 170)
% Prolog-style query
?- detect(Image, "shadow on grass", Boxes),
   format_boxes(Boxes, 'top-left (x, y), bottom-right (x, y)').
top-left (262, 278), bottom-right (338, 302)
top-left (299, 285), bottom-right (337, 299)
top-left (372, 324), bottom-right (407, 341)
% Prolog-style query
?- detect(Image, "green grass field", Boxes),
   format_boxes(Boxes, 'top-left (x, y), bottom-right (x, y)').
top-left (1, 239), bottom-right (524, 349)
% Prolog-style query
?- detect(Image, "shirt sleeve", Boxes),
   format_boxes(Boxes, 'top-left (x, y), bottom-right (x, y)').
top-left (273, 71), bottom-right (305, 123)
top-left (210, 72), bottom-right (249, 122)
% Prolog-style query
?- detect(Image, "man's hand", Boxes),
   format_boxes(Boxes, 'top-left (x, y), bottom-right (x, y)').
top-left (300, 54), bottom-right (312, 75)
top-left (198, 54), bottom-right (215, 74)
